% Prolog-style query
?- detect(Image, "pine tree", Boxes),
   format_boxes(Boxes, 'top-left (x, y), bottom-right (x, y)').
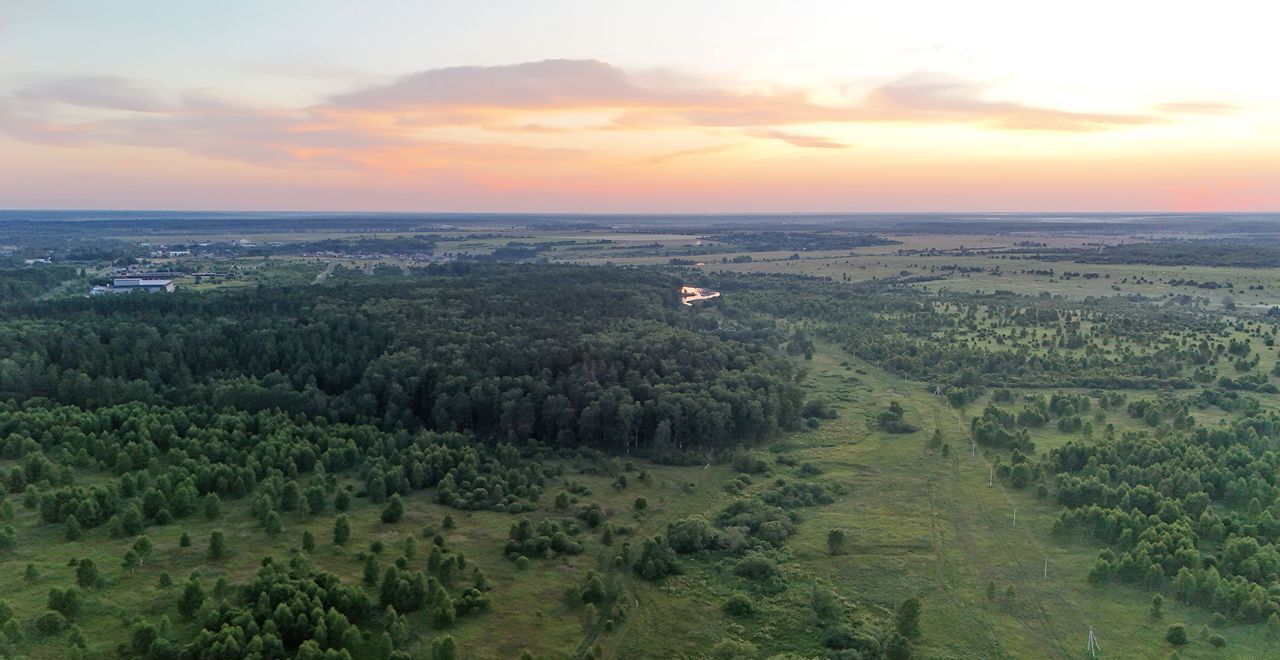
top-left (895, 597), bottom-right (922, 638)
top-left (264, 511), bottom-right (283, 536)
top-left (381, 495), bottom-right (404, 523)
top-left (581, 573), bottom-right (606, 603)
top-left (64, 515), bottom-right (82, 541)
top-left (333, 515), bottom-right (351, 545)
top-left (74, 559), bottom-right (100, 589)
top-left (204, 493), bottom-right (221, 520)
top-left (177, 578), bottom-right (205, 619)
top-left (208, 530), bottom-right (227, 559)
top-left (431, 635), bottom-right (458, 660)
top-left (826, 528), bottom-right (847, 555)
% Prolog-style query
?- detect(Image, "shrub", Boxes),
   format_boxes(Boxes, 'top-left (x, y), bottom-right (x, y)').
top-left (826, 528), bottom-right (847, 555)
top-left (35, 611), bottom-right (66, 636)
top-left (1166, 623), bottom-right (1188, 645)
top-left (381, 495), bottom-right (405, 523)
top-left (895, 597), bottom-right (922, 638)
top-left (722, 593), bottom-right (754, 617)
top-left (666, 518), bottom-right (719, 554)
top-left (733, 553), bottom-right (781, 581)
top-left (633, 537), bottom-right (679, 581)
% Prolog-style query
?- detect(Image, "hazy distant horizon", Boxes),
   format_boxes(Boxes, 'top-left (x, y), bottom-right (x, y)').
top-left (3, 210), bottom-right (1277, 220)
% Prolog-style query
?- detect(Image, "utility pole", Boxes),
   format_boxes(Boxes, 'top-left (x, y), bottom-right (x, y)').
top-left (1043, 556), bottom-right (1048, 579)
top-left (1086, 625), bottom-right (1101, 658)
top-left (989, 465), bottom-right (993, 486)
top-left (1013, 507), bottom-right (1017, 526)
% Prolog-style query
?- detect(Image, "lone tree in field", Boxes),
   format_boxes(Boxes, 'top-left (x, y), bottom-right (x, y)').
top-left (1151, 593), bottom-right (1164, 619)
top-left (122, 549), bottom-right (140, 572)
top-left (64, 515), bottom-right (82, 541)
top-left (333, 514), bottom-right (351, 544)
top-left (75, 559), bottom-right (100, 589)
top-left (877, 401), bottom-right (919, 434)
top-left (1166, 623), bottom-right (1188, 646)
top-left (895, 597), bottom-right (922, 638)
top-left (204, 493), bottom-right (221, 520)
top-left (827, 529), bottom-right (847, 555)
top-left (132, 536), bottom-right (152, 565)
top-left (431, 635), bottom-right (458, 660)
top-left (207, 530), bottom-right (227, 559)
top-left (264, 511), bottom-right (283, 536)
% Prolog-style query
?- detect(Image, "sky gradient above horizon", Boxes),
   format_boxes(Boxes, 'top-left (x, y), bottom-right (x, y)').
top-left (1, 0), bottom-right (1277, 213)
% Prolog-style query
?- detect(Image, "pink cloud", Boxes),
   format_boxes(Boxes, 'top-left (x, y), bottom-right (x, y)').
top-left (0, 59), bottom-right (1184, 175)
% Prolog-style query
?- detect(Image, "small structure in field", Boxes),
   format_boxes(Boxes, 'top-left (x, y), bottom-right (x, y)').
top-left (681, 286), bottom-right (721, 306)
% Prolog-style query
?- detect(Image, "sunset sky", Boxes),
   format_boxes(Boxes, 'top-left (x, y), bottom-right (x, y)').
top-left (1, 0), bottom-right (1277, 212)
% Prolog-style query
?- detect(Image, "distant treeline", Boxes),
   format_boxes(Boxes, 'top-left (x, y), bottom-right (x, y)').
top-left (708, 231), bottom-right (896, 252)
top-left (1010, 240), bottom-right (1280, 268)
top-left (240, 235), bottom-right (438, 257)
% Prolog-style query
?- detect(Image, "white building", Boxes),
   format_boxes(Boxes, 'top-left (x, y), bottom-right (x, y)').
top-left (92, 278), bottom-right (176, 295)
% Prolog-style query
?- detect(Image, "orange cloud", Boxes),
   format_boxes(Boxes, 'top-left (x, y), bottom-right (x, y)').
top-left (861, 74), bottom-right (1155, 131)
top-left (745, 128), bottom-right (848, 149)
top-left (0, 59), bottom-right (1221, 180)
top-left (1154, 101), bottom-right (1239, 115)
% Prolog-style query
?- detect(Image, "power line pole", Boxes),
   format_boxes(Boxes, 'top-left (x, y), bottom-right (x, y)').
top-left (1043, 556), bottom-right (1048, 579)
top-left (989, 465), bottom-right (993, 486)
top-left (1086, 625), bottom-right (1101, 658)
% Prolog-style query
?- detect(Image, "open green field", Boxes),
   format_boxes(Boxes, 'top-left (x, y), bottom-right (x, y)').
top-left (776, 343), bottom-right (1273, 659)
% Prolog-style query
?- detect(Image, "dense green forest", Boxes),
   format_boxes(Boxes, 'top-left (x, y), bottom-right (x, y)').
top-left (0, 263), bottom-right (822, 658)
top-left (0, 265), bottom-right (802, 458)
